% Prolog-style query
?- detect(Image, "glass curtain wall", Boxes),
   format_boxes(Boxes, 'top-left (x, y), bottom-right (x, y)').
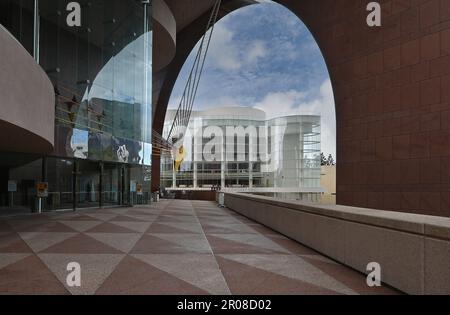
top-left (46, 158), bottom-right (75, 211)
top-left (265, 116), bottom-right (321, 189)
top-left (0, 0), bottom-right (35, 55)
top-left (38, 0), bottom-right (152, 158)
top-left (0, 153), bottom-right (42, 215)
top-left (38, 0), bottom-right (152, 210)
top-left (0, 1), bottom-right (153, 214)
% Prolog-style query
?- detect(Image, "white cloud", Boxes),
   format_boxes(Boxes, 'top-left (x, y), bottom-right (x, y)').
top-left (208, 25), bottom-right (241, 71)
top-left (254, 79), bottom-right (336, 158)
top-left (254, 90), bottom-right (308, 117)
top-left (246, 40), bottom-right (267, 64)
top-left (207, 25), bottom-right (268, 72)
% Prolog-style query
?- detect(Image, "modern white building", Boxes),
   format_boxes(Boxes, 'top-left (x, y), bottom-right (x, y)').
top-left (161, 107), bottom-right (323, 201)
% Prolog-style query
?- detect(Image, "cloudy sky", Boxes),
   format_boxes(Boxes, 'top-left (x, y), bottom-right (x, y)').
top-left (169, 1), bottom-right (336, 158)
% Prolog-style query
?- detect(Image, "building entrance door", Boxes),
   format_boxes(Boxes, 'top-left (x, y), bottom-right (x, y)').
top-left (102, 163), bottom-right (120, 207)
top-left (76, 160), bottom-right (100, 209)
top-left (119, 165), bottom-right (131, 206)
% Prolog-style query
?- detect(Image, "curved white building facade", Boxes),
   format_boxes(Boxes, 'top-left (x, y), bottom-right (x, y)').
top-left (162, 107), bottom-right (322, 200)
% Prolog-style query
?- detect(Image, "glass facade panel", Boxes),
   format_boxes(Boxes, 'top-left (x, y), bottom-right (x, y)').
top-left (0, 0), bottom-right (35, 55)
top-left (0, 0), bottom-right (153, 215)
top-left (46, 157), bottom-right (75, 211)
top-left (102, 163), bottom-right (120, 206)
top-left (0, 153), bottom-right (42, 215)
top-left (76, 160), bottom-right (100, 209)
top-left (38, 0), bottom-right (152, 165)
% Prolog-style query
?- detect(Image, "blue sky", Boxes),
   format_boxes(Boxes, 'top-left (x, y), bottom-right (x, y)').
top-left (169, 1), bottom-right (336, 158)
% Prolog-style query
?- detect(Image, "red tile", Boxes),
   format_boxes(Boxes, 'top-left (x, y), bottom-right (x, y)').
top-left (367, 51), bottom-right (384, 75)
top-left (441, 156), bottom-right (450, 183)
top-left (420, 192), bottom-right (441, 214)
top-left (421, 77), bottom-right (441, 105)
top-left (441, 0), bottom-right (450, 21)
top-left (441, 28), bottom-right (450, 56)
top-left (442, 74), bottom-right (450, 102)
top-left (420, 0), bottom-right (440, 29)
top-left (401, 39), bottom-right (420, 66)
top-left (401, 192), bottom-right (422, 211)
top-left (420, 112), bottom-right (441, 131)
top-left (0, 255), bottom-right (69, 294)
top-left (384, 45), bottom-right (401, 71)
top-left (393, 135), bottom-right (411, 159)
top-left (411, 61), bottom-right (430, 82)
top-left (376, 137), bottom-right (393, 160)
top-left (420, 158), bottom-right (441, 184)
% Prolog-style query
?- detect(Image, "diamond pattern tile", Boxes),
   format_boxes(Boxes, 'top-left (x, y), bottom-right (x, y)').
top-left (0, 200), bottom-right (401, 295)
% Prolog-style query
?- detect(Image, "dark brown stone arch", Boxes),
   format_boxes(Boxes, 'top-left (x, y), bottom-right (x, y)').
top-left (153, 0), bottom-right (450, 217)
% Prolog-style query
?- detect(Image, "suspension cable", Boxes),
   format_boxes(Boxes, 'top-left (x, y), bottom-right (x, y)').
top-left (166, 0), bottom-right (222, 144)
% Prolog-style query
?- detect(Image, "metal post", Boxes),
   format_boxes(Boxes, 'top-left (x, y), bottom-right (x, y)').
top-left (33, 0), bottom-right (40, 63)
top-left (72, 161), bottom-right (77, 211)
top-left (172, 162), bottom-right (176, 188)
top-left (9, 192), bottom-right (13, 208)
top-left (193, 162), bottom-right (198, 188)
top-left (99, 162), bottom-right (104, 208)
top-left (221, 135), bottom-right (225, 189)
top-left (249, 162), bottom-right (253, 188)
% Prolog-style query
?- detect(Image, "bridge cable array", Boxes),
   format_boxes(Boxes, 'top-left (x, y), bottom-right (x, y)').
top-left (165, 0), bottom-right (222, 146)
top-left (151, 0), bottom-right (222, 158)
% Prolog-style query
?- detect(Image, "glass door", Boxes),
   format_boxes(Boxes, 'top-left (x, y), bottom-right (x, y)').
top-left (76, 160), bottom-right (100, 209)
top-left (120, 165), bottom-right (131, 206)
top-left (46, 157), bottom-right (75, 211)
top-left (102, 163), bottom-right (120, 206)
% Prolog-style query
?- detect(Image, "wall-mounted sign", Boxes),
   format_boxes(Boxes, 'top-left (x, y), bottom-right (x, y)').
top-left (130, 180), bottom-right (137, 193)
top-left (136, 184), bottom-right (143, 196)
top-left (8, 180), bottom-right (17, 192)
top-left (36, 182), bottom-right (49, 198)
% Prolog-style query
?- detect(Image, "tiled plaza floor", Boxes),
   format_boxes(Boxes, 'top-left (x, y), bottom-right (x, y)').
top-left (0, 200), bottom-right (400, 295)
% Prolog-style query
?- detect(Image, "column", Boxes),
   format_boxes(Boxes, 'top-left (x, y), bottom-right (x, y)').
top-left (172, 162), bottom-right (176, 188)
top-left (221, 134), bottom-right (225, 189)
top-left (99, 162), bottom-right (104, 208)
top-left (193, 162), bottom-right (198, 188)
top-left (221, 162), bottom-right (225, 189)
top-left (249, 162), bottom-right (253, 188)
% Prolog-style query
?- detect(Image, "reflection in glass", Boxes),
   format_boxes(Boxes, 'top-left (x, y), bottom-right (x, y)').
top-left (102, 163), bottom-right (119, 206)
top-left (71, 129), bottom-right (89, 159)
top-left (38, 0), bottom-right (152, 166)
top-left (76, 160), bottom-right (100, 208)
top-left (47, 158), bottom-right (74, 210)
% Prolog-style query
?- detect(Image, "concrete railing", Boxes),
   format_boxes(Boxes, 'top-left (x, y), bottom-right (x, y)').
top-left (223, 192), bottom-right (450, 295)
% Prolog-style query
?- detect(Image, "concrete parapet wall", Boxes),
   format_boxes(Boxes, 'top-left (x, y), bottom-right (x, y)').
top-left (223, 192), bottom-right (450, 295)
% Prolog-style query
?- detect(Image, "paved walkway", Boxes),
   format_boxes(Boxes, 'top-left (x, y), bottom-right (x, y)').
top-left (0, 200), bottom-right (399, 295)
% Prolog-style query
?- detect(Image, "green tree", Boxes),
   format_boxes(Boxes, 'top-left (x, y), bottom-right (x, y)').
top-left (320, 152), bottom-right (327, 166)
top-left (327, 154), bottom-right (335, 166)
